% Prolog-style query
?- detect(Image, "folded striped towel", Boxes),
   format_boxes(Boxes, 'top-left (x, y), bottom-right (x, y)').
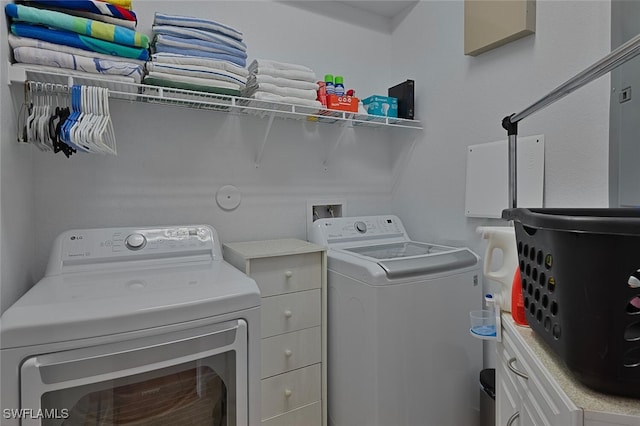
top-left (39, 6), bottom-right (137, 30)
top-left (147, 62), bottom-right (246, 86)
top-left (154, 34), bottom-right (247, 59)
top-left (147, 71), bottom-right (240, 90)
top-left (11, 23), bottom-right (150, 61)
top-left (248, 66), bottom-right (317, 83)
top-left (152, 52), bottom-right (248, 77)
top-left (104, 0), bottom-right (131, 10)
top-left (243, 82), bottom-right (318, 100)
top-left (247, 74), bottom-right (318, 91)
top-left (144, 71), bottom-right (242, 96)
top-left (27, 0), bottom-right (137, 22)
top-left (154, 12), bottom-right (243, 41)
top-left (154, 44), bottom-right (245, 68)
top-left (249, 59), bottom-right (314, 73)
top-left (13, 46), bottom-right (144, 82)
top-left (9, 34), bottom-right (146, 66)
top-left (5, 4), bottom-right (149, 48)
top-left (153, 25), bottom-right (246, 52)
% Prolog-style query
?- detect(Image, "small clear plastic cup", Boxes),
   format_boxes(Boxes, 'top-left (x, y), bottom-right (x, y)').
top-left (470, 310), bottom-right (497, 337)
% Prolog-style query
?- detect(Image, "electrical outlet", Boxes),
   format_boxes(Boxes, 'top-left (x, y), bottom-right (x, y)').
top-left (306, 199), bottom-right (346, 240)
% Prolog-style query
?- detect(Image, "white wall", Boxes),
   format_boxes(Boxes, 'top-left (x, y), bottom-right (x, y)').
top-left (18, 1), bottom-right (401, 283)
top-left (0, 1), bottom-right (613, 312)
top-left (390, 0), bottom-right (611, 257)
top-left (1, 0), bottom-right (36, 313)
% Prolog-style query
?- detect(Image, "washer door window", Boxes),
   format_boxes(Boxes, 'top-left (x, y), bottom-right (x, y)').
top-left (20, 320), bottom-right (247, 426)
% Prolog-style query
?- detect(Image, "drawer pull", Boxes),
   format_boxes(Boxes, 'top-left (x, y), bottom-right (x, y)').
top-left (285, 270), bottom-right (293, 278)
top-left (507, 357), bottom-right (529, 380)
top-left (284, 349), bottom-right (293, 358)
top-left (284, 310), bottom-right (293, 319)
top-left (506, 411), bottom-right (520, 426)
top-left (284, 389), bottom-right (292, 398)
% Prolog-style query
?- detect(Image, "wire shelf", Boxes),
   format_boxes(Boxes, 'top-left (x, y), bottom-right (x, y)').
top-left (9, 64), bottom-right (423, 131)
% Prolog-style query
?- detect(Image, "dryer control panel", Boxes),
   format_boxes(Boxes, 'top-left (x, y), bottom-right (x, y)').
top-left (47, 225), bottom-right (220, 274)
top-left (309, 215), bottom-right (407, 245)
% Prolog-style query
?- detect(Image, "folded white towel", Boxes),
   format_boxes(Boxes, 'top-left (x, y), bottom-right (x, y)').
top-left (152, 52), bottom-right (248, 77)
top-left (244, 82), bottom-right (318, 100)
top-left (251, 91), bottom-right (322, 109)
top-left (247, 74), bottom-right (318, 91)
top-left (13, 46), bottom-right (144, 83)
top-left (147, 71), bottom-right (241, 90)
top-left (147, 62), bottom-right (246, 85)
top-left (249, 59), bottom-right (313, 73)
top-left (12, 63), bottom-right (137, 83)
top-left (249, 66), bottom-right (317, 83)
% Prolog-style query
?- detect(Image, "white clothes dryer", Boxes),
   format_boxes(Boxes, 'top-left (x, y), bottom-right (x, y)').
top-left (309, 215), bottom-right (483, 426)
top-left (1, 225), bottom-right (261, 426)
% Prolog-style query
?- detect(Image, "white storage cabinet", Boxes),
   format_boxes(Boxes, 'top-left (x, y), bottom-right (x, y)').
top-left (497, 315), bottom-right (640, 426)
top-left (223, 239), bottom-right (327, 426)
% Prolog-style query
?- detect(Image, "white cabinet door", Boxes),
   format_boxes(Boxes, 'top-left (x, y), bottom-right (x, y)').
top-left (497, 354), bottom-right (521, 425)
top-left (498, 318), bottom-right (582, 426)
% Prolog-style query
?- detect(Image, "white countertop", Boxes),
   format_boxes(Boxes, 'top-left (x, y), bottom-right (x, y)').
top-left (502, 313), bottom-right (640, 417)
top-left (223, 238), bottom-right (326, 259)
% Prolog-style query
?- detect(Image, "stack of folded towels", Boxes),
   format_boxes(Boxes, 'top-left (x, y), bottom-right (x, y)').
top-left (145, 12), bottom-right (248, 96)
top-left (243, 59), bottom-right (321, 109)
top-left (5, 0), bottom-right (148, 83)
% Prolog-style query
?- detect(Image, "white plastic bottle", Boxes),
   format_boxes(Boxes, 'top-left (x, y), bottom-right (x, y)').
top-left (476, 226), bottom-right (518, 312)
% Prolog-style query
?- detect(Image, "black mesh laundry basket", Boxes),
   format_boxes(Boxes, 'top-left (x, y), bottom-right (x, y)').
top-left (502, 208), bottom-right (640, 398)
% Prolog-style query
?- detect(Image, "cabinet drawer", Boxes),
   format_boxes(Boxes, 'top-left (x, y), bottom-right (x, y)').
top-left (261, 289), bottom-right (321, 338)
top-left (262, 327), bottom-right (321, 379)
top-left (262, 401), bottom-right (322, 426)
top-left (501, 321), bottom-right (581, 426)
top-left (261, 364), bottom-right (321, 420)
top-left (250, 253), bottom-right (321, 297)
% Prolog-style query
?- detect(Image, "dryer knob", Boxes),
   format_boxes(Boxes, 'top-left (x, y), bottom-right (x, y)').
top-left (355, 221), bottom-right (367, 233)
top-left (125, 233), bottom-right (147, 250)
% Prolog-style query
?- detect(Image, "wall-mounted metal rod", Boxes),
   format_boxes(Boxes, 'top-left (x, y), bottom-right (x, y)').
top-left (503, 31), bottom-right (640, 209)
top-left (510, 31), bottom-right (640, 124)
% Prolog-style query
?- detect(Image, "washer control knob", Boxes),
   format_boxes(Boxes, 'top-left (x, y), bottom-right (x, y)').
top-left (355, 221), bottom-right (367, 233)
top-left (125, 233), bottom-right (146, 250)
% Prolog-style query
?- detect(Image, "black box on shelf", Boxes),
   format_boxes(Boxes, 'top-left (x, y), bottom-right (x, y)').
top-left (388, 79), bottom-right (414, 120)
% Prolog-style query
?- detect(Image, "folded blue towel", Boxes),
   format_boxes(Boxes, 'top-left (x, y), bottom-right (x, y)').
top-left (153, 44), bottom-right (246, 68)
top-left (152, 25), bottom-right (246, 52)
top-left (154, 34), bottom-right (247, 59)
top-left (154, 12), bottom-right (243, 41)
top-left (5, 3), bottom-right (148, 48)
top-left (11, 23), bottom-right (150, 61)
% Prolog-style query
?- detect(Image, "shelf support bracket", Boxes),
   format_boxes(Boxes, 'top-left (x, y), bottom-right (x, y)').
top-left (255, 112), bottom-right (276, 167)
top-left (323, 115), bottom-right (353, 170)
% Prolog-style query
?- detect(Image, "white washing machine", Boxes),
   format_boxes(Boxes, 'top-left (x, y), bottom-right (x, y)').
top-left (309, 215), bottom-right (483, 426)
top-left (0, 225), bottom-right (261, 426)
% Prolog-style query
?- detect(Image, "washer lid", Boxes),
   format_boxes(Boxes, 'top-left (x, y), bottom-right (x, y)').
top-left (343, 242), bottom-right (479, 279)
top-left (0, 261), bottom-right (260, 349)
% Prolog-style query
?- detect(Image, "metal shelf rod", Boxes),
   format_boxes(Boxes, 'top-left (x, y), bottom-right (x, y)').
top-left (503, 31), bottom-right (640, 209)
